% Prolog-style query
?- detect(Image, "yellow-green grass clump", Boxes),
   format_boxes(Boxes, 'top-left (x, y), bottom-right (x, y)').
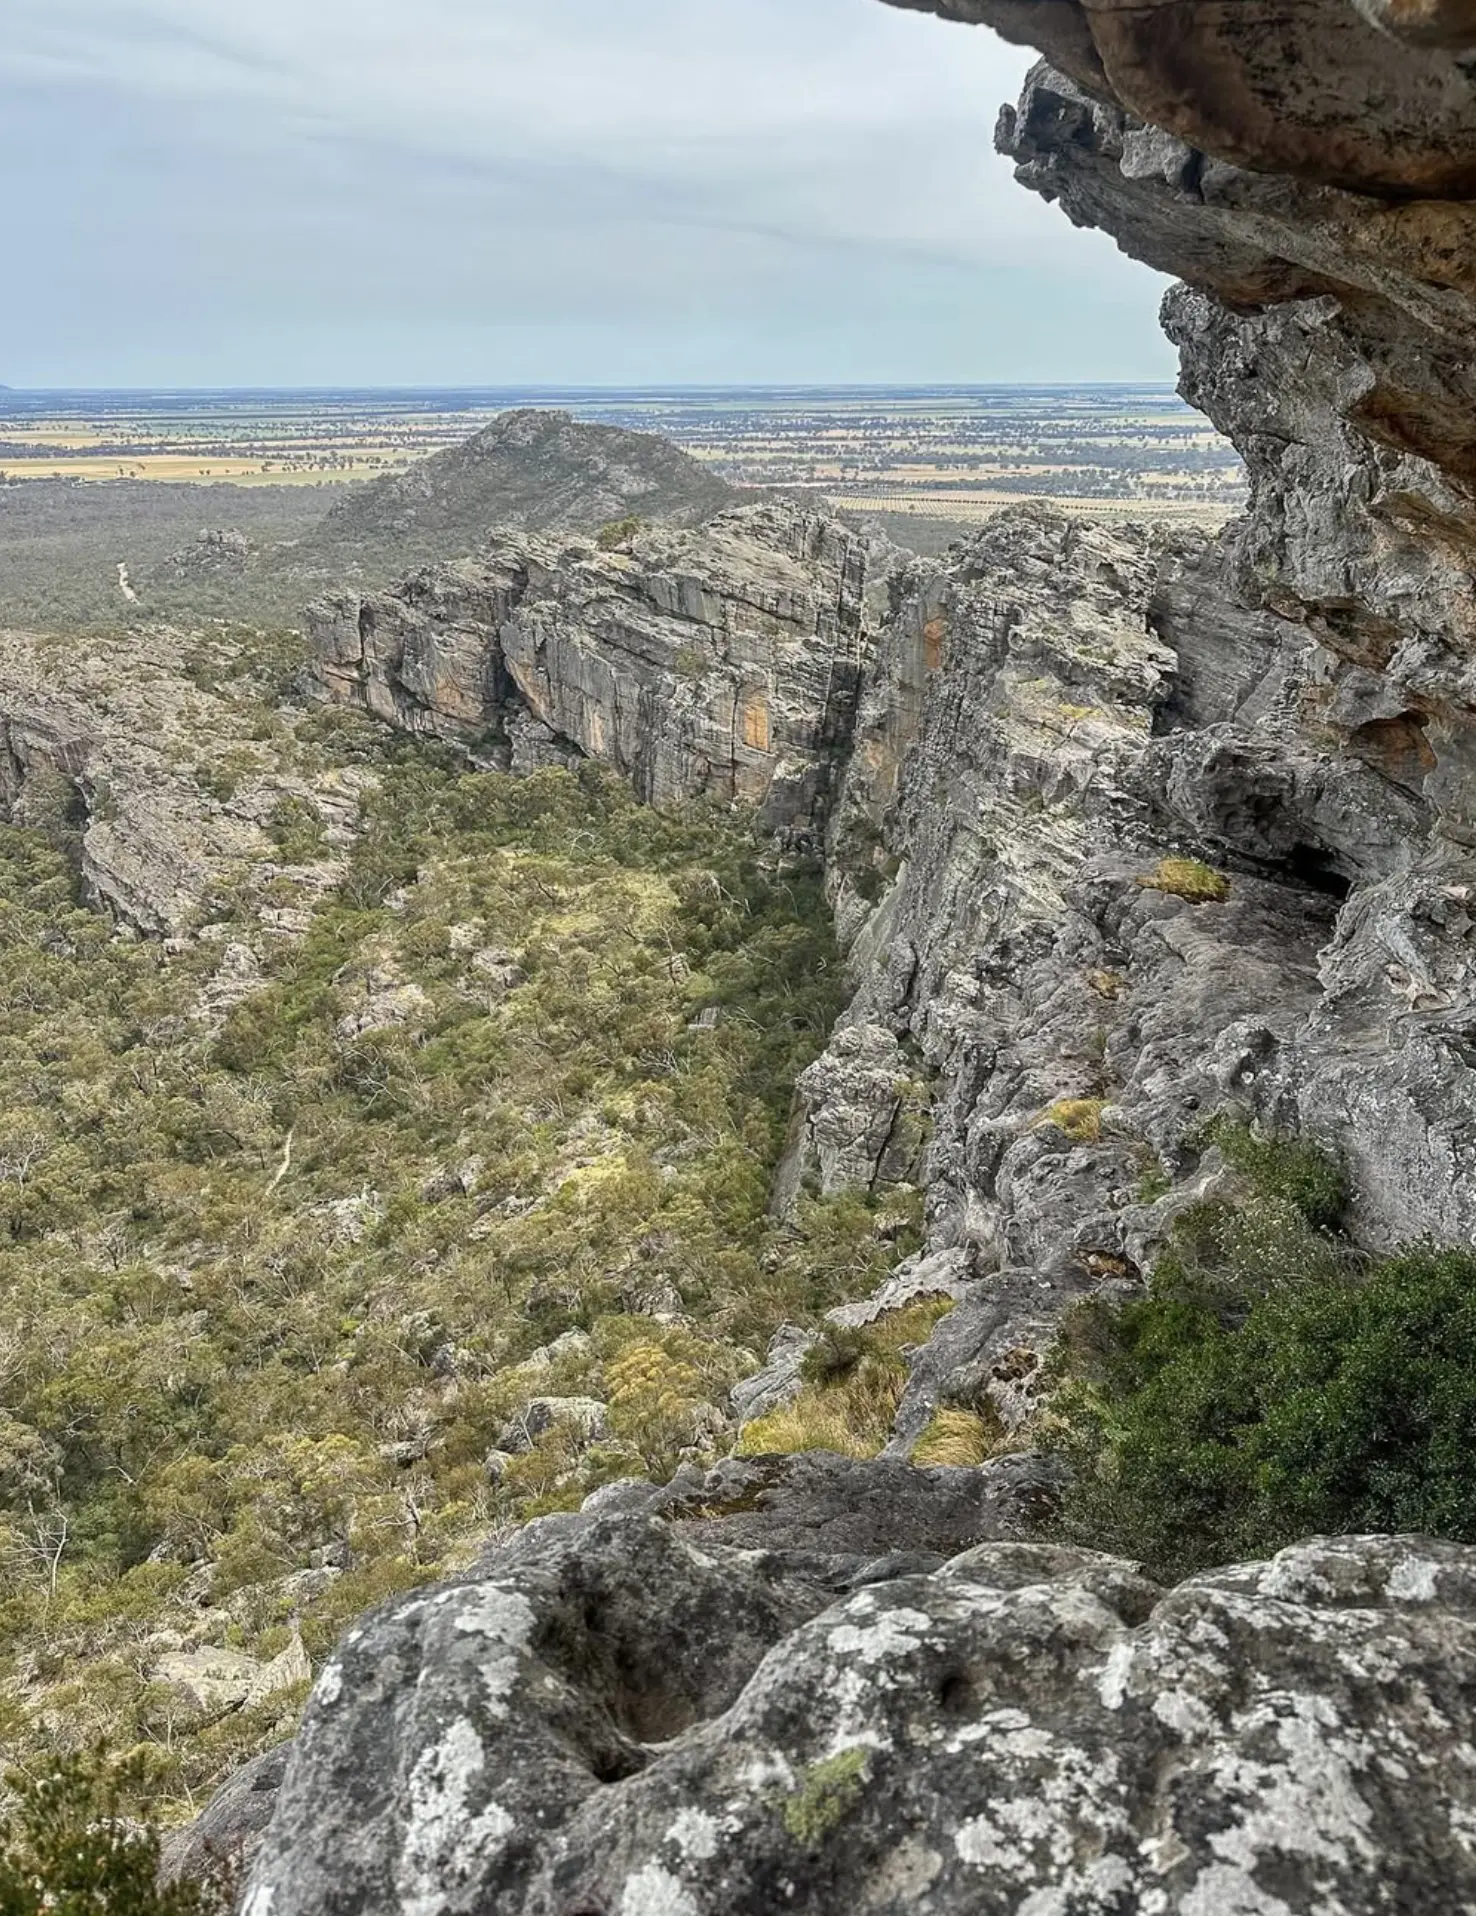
top-left (1037, 1098), bottom-right (1108, 1145)
top-left (1137, 856), bottom-right (1231, 904)
top-left (735, 1299), bottom-right (955, 1461)
top-left (912, 1406), bottom-right (1001, 1468)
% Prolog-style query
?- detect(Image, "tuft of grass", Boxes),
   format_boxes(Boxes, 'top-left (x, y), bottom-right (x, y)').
top-left (781, 1749), bottom-right (870, 1846)
top-left (1037, 1098), bottom-right (1107, 1145)
top-left (912, 1407), bottom-right (1000, 1467)
top-left (1136, 857), bottom-right (1230, 904)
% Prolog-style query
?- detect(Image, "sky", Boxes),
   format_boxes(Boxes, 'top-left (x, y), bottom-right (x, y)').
top-left (0, 0), bottom-right (1176, 388)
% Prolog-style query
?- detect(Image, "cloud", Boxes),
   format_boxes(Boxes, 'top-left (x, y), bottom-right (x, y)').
top-left (0, 0), bottom-right (1176, 385)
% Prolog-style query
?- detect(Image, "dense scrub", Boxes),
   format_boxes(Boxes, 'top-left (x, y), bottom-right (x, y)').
top-left (1053, 1123), bottom-right (1476, 1579)
top-left (0, 756), bottom-right (912, 1807)
top-left (0, 482), bottom-right (324, 631)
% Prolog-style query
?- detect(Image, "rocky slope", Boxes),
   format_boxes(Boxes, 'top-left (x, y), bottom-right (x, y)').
top-left (0, 625), bottom-right (366, 936)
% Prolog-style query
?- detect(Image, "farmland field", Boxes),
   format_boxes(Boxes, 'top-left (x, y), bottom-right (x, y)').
top-left (0, 384), bottom-right (1245, 528)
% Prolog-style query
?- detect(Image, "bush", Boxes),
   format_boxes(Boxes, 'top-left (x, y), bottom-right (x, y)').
top-left (1054, 1245), bottom-right (1476, 1581)
top-left (0, 1754), bottom-right (227, 1915)
top-left (595, 516), bottom-right (645, 551)
top-left (1206, 1115), bottom-right (1346, 1230)
top-left (737, 1300), bottom-right (953, 1461)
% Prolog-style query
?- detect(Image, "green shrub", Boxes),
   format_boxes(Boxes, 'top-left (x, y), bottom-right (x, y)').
top-left (0, 1753), bottom-right (227, 1915)
top-left (1206, 1114), bottom-right (1346, 1230)
top-left (1053, 1244), bottom-right (1476, 1580)
top-left (595, 515), bottom-right (645, 551)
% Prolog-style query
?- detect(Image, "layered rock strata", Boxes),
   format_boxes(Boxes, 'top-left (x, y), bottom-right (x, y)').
top-left (306, 502), bottom-right (899, 833)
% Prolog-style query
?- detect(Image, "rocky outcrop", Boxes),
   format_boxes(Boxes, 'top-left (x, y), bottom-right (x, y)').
top-left (0, 626), bottom-right (367, 936)
top-left (307, 502), bottom-right (900, 833)
top-left (242, 1518), bottom-right (1476, 1915)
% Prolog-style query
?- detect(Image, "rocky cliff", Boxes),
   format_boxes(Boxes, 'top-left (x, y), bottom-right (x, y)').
top-left (306, 501), bottom-right (901, 834)
top-left (781, 0), bottom-right (1476, 1342)
top-left (196, 3), bottom-right (1476, 1905)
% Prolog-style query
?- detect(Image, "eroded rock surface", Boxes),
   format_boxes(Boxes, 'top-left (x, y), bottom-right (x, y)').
top-left (244, 1525), bottom-right (1476, 1914)
top-left (0, 627), bottom-right (366, 936)
top-left (307, 502), bottom-right (900, 833)
top-left (788, 0), bottom-right (1476, 1431)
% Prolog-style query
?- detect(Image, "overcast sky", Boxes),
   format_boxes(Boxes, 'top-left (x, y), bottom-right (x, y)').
top-left (0, 0), bottom-right (1175, 388)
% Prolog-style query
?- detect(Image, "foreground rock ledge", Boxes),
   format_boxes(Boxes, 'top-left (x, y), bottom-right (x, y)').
top-left (239, 1492), bottom-right (1476, 1914)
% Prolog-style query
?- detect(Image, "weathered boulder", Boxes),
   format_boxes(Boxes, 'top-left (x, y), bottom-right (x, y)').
top-left (151, 1646), bottom-right (264, 1721)
top-left (160, 1746), bottom-right (290, 1889)
top-left (243, 1526), bottom-right (1476, 1913)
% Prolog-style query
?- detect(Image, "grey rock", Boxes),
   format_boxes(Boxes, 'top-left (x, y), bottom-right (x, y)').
top-left (824, 1245), bottom-right (976, 1330)
top-left (151, 1646), bottom-right (263, 1721)
top-left (244, 1527), bottom-right (1476, 1914)
top-left (160, 1745), bottom-right (289, 1890)
top-left (730, 1324), bottom-right (818, 1424)
top-left (308, 407), bottom-right (741, 568)
top-left (307, 500), bottom-right (903, 836)
top-left (496, 1396), bottom-right (609, 1456)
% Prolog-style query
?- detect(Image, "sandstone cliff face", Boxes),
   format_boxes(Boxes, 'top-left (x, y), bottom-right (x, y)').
top-left (307, 502), bottom-right (901, 833)
top-left (788, 2), bottom-right (1476, 1302)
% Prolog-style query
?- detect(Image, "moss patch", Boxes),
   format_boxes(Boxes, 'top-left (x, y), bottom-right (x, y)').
top-left (781, 1747), bottom-right (870, 1845)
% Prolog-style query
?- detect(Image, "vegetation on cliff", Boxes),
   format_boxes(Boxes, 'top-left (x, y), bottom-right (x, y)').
top-left (1053, 1125), bottom-right (1476, 1579)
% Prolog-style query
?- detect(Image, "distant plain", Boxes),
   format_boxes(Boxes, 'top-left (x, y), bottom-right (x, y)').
top-left (0, 385), bottom-right (1245, 529)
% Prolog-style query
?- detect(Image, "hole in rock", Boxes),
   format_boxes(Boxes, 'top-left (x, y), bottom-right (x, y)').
top-left (937, 1671), bottom-right (977, 1717)
top-left (1348, 711), bottom-right (1437, 796)
top-left (1282, 842), bottom-right (1353, 900)
top-left (587, 1743), bottom-right (648, 1786)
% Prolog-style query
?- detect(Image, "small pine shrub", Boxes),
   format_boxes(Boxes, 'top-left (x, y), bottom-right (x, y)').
top-left (595, 515), bottom-right (645, 551)
top-left (1137, 857), bottom-right (1230, 904)
top-left (1054, 1245), bottom-right (1476, 1580)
